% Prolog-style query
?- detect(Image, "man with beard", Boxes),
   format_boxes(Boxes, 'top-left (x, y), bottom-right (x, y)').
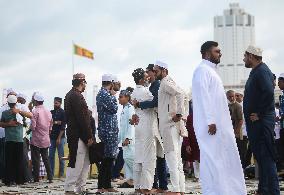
top-left (154, 61), bottom-right (186, 194)
top-left (243, 46), bottom-right (280, 194)
top-left (96, 74), bottom-right (119, 193)
top-left (131, 68), bottom-right (161, 194)
top-left (64, 73), bottom-right (93, 194)
top-left (49, 97), bottom-right (66, 178)
top-left (132, 64), bottom-right (168, 193)
top-left (192, 41), bottom-right (246, 195)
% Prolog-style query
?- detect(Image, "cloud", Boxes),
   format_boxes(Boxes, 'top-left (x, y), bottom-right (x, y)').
top-left (0, 0), bottom-right (283, 108)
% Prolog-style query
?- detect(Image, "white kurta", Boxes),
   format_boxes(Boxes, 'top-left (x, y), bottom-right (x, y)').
top-left (192, 59), bottom-right (247, 195)
top-left (132, 85), bottom-right (157, 163)
top-left (132, 85), bottom-right (158, 190)
top-left (158, 75), bottom-right (186, 192)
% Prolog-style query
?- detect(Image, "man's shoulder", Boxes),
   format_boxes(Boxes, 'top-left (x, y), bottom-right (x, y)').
top-left (2, 109), bottom-right (10, 116)
top-left (232, 102), bottom-right (242, 110)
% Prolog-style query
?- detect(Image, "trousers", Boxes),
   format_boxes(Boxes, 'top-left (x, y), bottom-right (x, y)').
top-left (65, 139), bottom-right (90, 193)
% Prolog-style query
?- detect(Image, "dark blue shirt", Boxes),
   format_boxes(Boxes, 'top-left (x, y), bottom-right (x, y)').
top-left (243, 63), bottom-right (276, 156)
top-left (50, 108), bottom-right (66, 140)
top-left (139, 80), bottom-right (160, 109)
top-left (243, 63), bottom-right (275, 119)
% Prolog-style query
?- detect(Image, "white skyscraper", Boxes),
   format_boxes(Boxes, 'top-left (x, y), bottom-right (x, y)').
top-left (214, 3), bottom-right (255, 90)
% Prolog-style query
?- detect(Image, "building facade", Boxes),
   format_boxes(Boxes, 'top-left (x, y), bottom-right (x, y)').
top-left (214, 3), bottom-right (255, 91)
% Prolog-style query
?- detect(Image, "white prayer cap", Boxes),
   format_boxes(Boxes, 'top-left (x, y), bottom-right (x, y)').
top-left (111, 75), bottom-right (119, 83)
top-left (34, 92), bottom-right (44, 102)
top-left (155, 60), bottom-right (168, 70)
top-left (6, 88), bottom-right (17, 95)
top-left (279, 73), bottom-right (284, 79)
top-left (246, 45), bottom-right (263, 57)
top-left (235, 90), bottom-right (244, 96)
top-left (102, 74), bottom-right (113, 82)
top-left (17, 93), bottom-right (27, 100)
top-left (7, 95), bottom-right (17, 104)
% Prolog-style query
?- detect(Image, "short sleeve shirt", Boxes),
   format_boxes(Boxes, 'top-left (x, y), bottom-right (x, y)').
top-left (1, 110), bottom-right (23, 142)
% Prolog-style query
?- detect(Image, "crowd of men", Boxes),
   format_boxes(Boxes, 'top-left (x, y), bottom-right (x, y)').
top-left (0, 41), bottom-right (284, 195)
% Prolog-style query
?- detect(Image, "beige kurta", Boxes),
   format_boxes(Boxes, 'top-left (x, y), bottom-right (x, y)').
top-left (158, 75), bottom-right (185, 153)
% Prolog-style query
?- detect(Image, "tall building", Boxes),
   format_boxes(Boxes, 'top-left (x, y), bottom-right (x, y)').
top-left (214, 3), bottom-right (255, 91)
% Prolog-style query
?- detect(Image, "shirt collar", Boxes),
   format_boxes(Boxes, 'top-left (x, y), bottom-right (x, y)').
top-left (136, 85), bottom-right (144, 88)
top-left (202, 59), bottom-right (217, 69)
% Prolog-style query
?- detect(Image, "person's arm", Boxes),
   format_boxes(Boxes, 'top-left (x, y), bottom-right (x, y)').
top-left (139, 82), bottom-right (159, 109)
top-left (31, 110), bottom-right (38, 131)
top-left (255, 70), bottom-right (275, 117)
top-left (126, 106), bottom-right (135, 140)
top-left (234, 104), bottom-right (243, 137)
top-left (13, 104), bottom-right (33, 119)
top-left (163, 79), bottom-right (184, 116)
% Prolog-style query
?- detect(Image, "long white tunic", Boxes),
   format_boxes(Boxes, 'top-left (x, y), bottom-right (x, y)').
top-left (158, 75), bottom-right (185, 152)
top-left (132, 85), bottom-right (158, 163)
top-left (192, 60), bottom-right (246, 195)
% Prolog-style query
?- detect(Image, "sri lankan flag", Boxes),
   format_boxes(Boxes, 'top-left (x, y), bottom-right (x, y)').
top-left (74, 44), bottom-right (94, 60)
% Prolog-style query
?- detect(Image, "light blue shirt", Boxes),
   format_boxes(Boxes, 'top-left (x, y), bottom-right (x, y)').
top-left (119, 103), bottom-right (135, 159)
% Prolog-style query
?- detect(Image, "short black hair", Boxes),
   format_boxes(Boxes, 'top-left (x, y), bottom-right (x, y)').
top-left (200, 41), bottom-right (218, 55)
top-left (146, 64), bottom-right (154, 72)
top-left (245, 51), bottom-right (262, 61)
top-left (273, 74), bottom-right (276, 80)
top-left (36, 101), bottom-right (44, 105)
top-left (102, 81), bottom-right (112, 86)
top-left (126, 87), bottom-right (134, 93)
top-left (132, 68), bottom-right (145, 84)
top-left (72, 79), bottom-right (83, 87)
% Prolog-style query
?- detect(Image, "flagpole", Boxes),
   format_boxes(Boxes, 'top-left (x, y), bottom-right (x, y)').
top-left (72, 40), bottom-right (75, 75)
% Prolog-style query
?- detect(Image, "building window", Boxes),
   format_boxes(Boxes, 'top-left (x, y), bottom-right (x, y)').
top-left (227, 64), bottom-right (234, 66)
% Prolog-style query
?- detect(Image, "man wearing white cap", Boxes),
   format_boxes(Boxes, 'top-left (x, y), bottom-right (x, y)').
top-left (278, 74), bottom-right (284, 173)
top-left (0, 95), bottom-right (25, 185)
top-left (0, 90), bottom-right (32, 180)
top-left (243, 45), bottom-right (280, 194)
top-left (192, 41), bottom-right (246, 195)
top-left (154, 61), bottom-right (186, 194)
top-left (30, 92), bottom-right (53, 183)
top-left (96, 74), bottom-right (119, 193)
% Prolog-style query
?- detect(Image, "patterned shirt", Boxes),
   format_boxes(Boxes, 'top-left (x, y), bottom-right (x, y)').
top-left (280, 91), bottom-right (284, 129)
top-left (96, 87), bottom-right (118, 158)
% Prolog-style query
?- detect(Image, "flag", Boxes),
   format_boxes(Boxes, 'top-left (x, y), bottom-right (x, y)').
top-left (73, 44), bottom-right (94, 59)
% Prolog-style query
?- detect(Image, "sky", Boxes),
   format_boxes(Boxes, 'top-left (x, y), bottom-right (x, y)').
top-left (0, 0), bottom-right (283, 109)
